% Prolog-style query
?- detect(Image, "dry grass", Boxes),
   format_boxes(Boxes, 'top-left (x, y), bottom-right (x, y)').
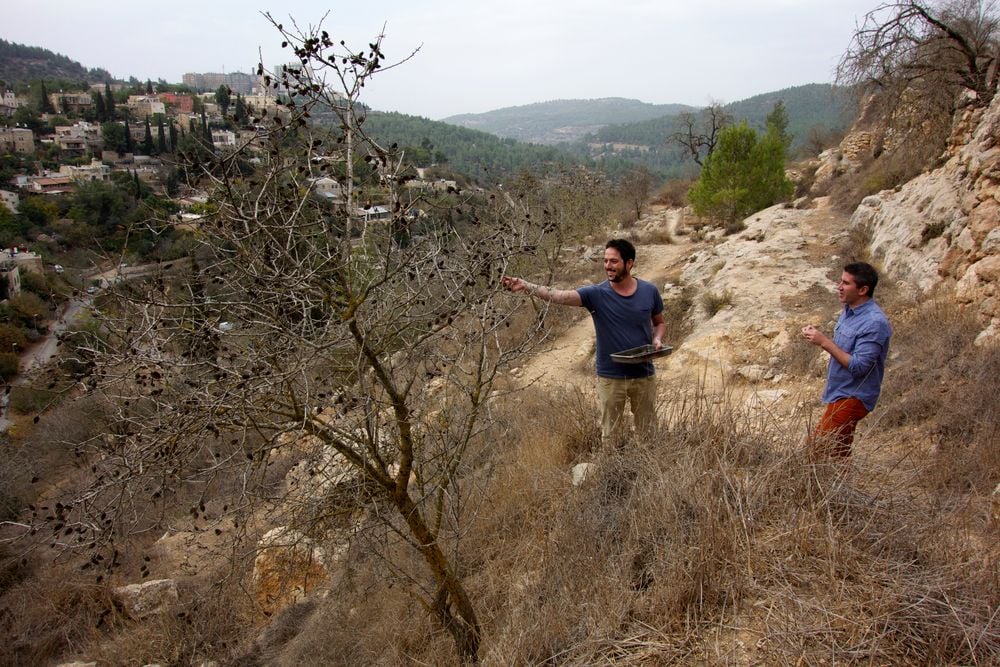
top-left (701, 289), bottom-right (734, 317)
top-left (2, 301), bottom-right (998, 665)
top-left (464, 386), bottom-right (999, 664)
top-left (0, 564), bottom-right (127, 665)
top-left (651, 178), bottom-right (694, 208)
top-left (879, 297), bottom-right (1000, 493)
top-left (828, 126), bottom-right (947, 214)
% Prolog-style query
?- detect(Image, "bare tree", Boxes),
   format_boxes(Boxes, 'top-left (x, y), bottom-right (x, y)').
top-left (25, 16), bottom-right (558, 664)
top-left (668, 102), bottom-right (733, 166)
top-left (838, 0), bottom-right (999, 138)
top-left (619, 166), bottom-right (655, 223)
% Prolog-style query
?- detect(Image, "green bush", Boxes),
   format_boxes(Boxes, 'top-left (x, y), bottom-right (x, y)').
top-left (8, 386), bottom-right (55, 414)
top-left (688, 122), bottom-right (794, 224)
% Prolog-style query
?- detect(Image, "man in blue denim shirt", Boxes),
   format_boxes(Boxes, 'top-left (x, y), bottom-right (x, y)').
top-left (801, 262), bottom-right (892, 458)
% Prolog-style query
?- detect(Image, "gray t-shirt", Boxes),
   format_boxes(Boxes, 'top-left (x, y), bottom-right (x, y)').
top-left (577, 279), bottom-right (664, 379)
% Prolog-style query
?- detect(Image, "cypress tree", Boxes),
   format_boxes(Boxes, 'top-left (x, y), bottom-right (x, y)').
top-left (165, 168), bottom-right (179, 196)
top-left (124, 113), bottom-right (134, 153)
top-left (157, 117), bottom-right (167, 154)
top-left (94, 92), bottom-right (107, 122)
top-left (104, 83), bottom-right (116, 120)
top-left (234, 94), bottom-right (248, 126)
top-left (38, 81), bottom-right (55, 113)
top-left (168, 120), bottom-right (178, 152)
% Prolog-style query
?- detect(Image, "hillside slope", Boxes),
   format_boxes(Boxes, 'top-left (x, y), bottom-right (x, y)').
top-left (0, 39), bottom-right (111, 85)
top-left (442, 97), bottom-right (698, 144)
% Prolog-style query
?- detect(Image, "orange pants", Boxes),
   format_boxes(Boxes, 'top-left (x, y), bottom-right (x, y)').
top-left (810, 397), bottom-right (869, 459)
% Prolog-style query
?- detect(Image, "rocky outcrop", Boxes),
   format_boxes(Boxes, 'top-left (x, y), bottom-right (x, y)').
top-left (252, 527), bottom-right (335, 618)
top-left (812, 131), bottom-right (878, 191)
top-left (850, 93), bottom-right (1000, 340)
top-left (113, 578), bottom-right (179, 620)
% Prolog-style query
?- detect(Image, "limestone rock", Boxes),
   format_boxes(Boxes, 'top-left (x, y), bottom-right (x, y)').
top-left (571, 462), bottom-right (596, 487)
top-left (113, 578), bottom-right (179, 620)
top-left (848, 92), bottom-right (1000, 339)
top-left (253, 527), bottom-right (331, 618)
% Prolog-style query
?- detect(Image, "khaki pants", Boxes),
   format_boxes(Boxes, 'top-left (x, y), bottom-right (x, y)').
top-left (596, 375), bottom-right (657, 445)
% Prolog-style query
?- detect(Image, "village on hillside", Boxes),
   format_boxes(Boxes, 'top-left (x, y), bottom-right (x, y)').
top-left (0, 69), bottom-right (460, 382)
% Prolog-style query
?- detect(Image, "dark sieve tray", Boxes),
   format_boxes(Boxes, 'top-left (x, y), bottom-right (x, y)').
top-left (610, 344), bottom-right (673, 364)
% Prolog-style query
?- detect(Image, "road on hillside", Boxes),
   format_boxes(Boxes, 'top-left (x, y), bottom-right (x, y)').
top-left (0, 257), bottom-right (193, 430)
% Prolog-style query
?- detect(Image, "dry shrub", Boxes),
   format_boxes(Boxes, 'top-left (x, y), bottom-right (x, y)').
top-left (723, 219), bottom-right (747, 235)
top-left (779, 333), bottom-right (825, 378)
top-left (839, 222), bottom-right (874, 265)
top-left (470, 384), bottom-right (999, 664)
top-left (880, 298), bottom-right (1000, 492)
top-left (509, 386), bottom-right (601, 466)
top-left (651, 178), bottom-right (694, 208)
top-left (661, 286), bottom-right (694, 347)
top-left (242, 566), bottom-right (452, 666)
top-left (0, 565), bottom-right (127, 665)
top-left (83, 579), bottom-right (252, 666)
top-left (828, 127), bottom-right (947, 214)
top-left (630, 225), bottom-right (673, 246)
top-left (700, 289), bottom-right (734, 317)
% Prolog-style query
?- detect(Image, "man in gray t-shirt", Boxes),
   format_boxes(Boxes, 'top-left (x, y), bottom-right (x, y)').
top-left (502, 239), bottom-right (666, 444)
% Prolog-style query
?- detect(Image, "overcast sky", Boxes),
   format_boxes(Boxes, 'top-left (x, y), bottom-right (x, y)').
top-left (5, 0), bottom-right (877, 120)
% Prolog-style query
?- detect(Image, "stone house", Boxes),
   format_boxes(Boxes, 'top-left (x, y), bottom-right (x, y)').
top-left (0, 127), bottom-right (35, 155)
top-left (48, 91), bottom-right (93, 116)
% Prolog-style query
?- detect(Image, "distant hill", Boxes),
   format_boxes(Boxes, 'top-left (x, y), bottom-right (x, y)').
top-left (361, 111), bottom-right (583, 184)
top-left (357, 85), bottom-right (857, 185)
top-left (441, 98), bottom-right (699, 145)
top-left (553, 84), bottom-right (856, 179)
top-left (0, 39), bottom-right (112, 87)
top-left (589, 84), bottom-right (854, 154)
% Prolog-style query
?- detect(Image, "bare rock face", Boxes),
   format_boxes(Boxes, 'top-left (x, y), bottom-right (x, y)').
top-left (113, 578), bottom-right (179, 620)
top-left (252, 527), bottom-right (331, 618)
top-left (811, 129), bottom-right (880, 193)
top-left (850, 94), bottom-right (1000, 340)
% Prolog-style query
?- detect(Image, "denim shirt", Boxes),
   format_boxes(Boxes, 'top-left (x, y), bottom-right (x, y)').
top-left (821, 299), bottom-right (892, 411)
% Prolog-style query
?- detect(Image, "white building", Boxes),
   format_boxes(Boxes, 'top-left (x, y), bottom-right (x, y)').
top-left (311, 177), bottom-right (343, 201)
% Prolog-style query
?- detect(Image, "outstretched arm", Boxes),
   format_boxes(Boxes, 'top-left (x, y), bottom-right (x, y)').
top-left (501, 276), bottom-right (582, 306)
